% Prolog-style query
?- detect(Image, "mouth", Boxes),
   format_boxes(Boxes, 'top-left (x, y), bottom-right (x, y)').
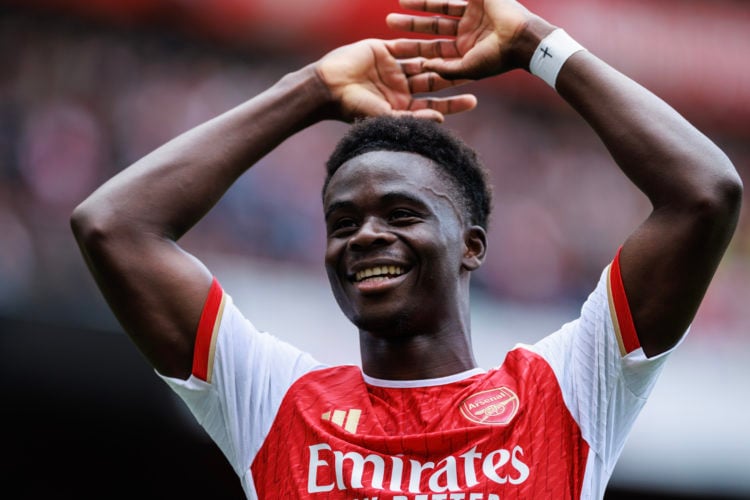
top-left (349, 264), bottom-right (410, 293)
top-left (354, 265), bottom-right (406, 283)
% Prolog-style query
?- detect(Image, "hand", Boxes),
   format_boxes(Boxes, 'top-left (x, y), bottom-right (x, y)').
top-left (386, 0), bottom-right (543, 80)
top-left (315, 38), bottom-right (477, 123)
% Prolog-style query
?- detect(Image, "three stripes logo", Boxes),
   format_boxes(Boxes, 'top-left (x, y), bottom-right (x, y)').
top-left (321, 408), bottom-right (362, 434)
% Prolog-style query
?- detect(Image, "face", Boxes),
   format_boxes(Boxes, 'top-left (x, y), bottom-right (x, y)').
top-left (323, 150), bottom-right (481, 336)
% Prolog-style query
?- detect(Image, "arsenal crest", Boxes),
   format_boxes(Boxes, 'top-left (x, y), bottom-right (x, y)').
top-left (460, 387), bottom-right (519, 426)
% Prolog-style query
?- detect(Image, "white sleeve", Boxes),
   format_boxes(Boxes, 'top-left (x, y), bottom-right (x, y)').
top-left (156, 278), bottom-right (326, 479)
top-left (524, 252), bottom-right (688, 490)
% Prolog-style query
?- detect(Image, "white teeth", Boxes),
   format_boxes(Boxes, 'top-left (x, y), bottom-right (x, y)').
top-left (355, 265), bottom-right (404, 282)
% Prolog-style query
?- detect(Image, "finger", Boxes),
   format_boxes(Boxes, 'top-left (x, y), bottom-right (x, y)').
top-left (386, 39), bottom-right (461, 60)
top-left (408, 94), bottom-right (478, 116)
top-left (422, 58), bottom-right (474, 80)
top-left (399, 58), bottom-right (426, 77)
top-left (392, 108), bottom-right (445, 123)
top-left (398, 0), bottom-right (467, 17)
top-left (407, 72), bottom-right (471, 94)
top-left (386, 13), bottom-right (459, 36)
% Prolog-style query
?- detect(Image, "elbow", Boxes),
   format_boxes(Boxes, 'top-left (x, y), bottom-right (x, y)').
top-left (70, 197), bottom-right (119, 254)
top-left (688, 161), bottom-right (743, 234)
top-left (70, 199), bottom-right (100, 251)
top-left (704, 164), bottom-right (743, 220)
top-left (724, 169), bottom-right (743, 216)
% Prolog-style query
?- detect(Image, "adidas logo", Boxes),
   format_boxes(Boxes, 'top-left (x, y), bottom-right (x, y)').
top-left (321, 408), bottom-right (361, 434)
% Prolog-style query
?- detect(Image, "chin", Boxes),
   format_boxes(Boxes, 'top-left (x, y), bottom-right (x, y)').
top-left (348, 306), bottom-right (418, 337)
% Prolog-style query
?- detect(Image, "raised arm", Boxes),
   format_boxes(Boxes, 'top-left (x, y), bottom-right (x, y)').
top-left (388, 0), bottom-right (743, 356)
top-left (70, 39), bottom-right (477, 379)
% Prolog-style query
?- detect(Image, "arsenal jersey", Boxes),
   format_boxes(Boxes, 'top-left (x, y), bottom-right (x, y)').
top-left (160, 251), bottom-right (682, 499)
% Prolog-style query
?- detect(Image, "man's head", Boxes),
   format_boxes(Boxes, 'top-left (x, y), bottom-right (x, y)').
top-left (323, 115), bottom-right (493, 230)
top-left (322, 116), bottom-right (493, 336)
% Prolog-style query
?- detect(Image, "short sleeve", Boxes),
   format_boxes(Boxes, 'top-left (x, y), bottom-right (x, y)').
top-left (157, 278), bottom-right (326, 480)
top-left (524, 251), bottom-right (688, 478)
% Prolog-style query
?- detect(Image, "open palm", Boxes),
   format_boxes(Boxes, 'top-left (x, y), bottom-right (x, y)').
top-left (315, 39), bottom-right (476, 122)
top-left (386, 0), bottom-right (532, 80)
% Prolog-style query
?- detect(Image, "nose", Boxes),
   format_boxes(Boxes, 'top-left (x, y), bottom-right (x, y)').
top-left (348, 217), bottom-right (396, 251)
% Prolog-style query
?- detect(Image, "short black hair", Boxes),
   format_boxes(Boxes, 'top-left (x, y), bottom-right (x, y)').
top-left (323, 115), bottom-right (493, 229)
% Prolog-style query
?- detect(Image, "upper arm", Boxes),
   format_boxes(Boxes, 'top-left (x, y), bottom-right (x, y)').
top-left (71, 205), bottom-right (213, 379)
top-left (618, 174), bottom-right (742, 357)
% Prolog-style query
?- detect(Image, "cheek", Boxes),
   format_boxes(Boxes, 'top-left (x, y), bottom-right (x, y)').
top-left (325, 265), bottom-right (345, 302)
top-left (324, 239), bottom-right (353, 306)
top-left (324, 257), bottom-right (355, 321)
top-left (323, 247), bottom-right (346, 291)
top-left (324, 239), bottom-right (343, 269)
top-left (421, 225), bottom-right (463, 266)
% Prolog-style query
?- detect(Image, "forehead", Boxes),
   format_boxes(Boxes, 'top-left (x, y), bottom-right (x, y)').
top-left (323, 150), bottom-right (452, 207)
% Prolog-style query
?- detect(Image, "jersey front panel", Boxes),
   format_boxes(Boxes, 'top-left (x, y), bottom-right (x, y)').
top-left (252, 353), bottom-right (588, 499)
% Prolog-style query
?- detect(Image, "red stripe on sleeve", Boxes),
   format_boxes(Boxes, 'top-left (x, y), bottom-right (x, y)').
top-left (192, 277), bottom-right (222, 381)
top-left (610, 248), bottom-right (641, 354)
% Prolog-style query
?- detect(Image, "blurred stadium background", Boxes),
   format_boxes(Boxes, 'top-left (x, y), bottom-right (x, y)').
top-left (1, 0), bottom-right (748, 498)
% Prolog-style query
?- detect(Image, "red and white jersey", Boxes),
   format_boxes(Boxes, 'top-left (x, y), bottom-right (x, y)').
top-left (160, 251), bottom-right (684, 499)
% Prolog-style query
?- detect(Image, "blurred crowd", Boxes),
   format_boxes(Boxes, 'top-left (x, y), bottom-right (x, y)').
top-left (1, 7), bottom-right (748, 340)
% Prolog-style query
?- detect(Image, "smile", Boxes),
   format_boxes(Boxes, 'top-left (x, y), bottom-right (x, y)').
top-left (354, 265), bottom-right (405, 283)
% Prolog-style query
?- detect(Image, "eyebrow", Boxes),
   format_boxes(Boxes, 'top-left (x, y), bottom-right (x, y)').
top-left (324, 191), bottom-right (431, 221)
top-left (324, 200), bottom-right (356, 221)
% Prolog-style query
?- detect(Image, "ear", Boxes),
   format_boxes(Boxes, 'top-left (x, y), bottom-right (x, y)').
top-left (461, 225), bottom-right (487, 271)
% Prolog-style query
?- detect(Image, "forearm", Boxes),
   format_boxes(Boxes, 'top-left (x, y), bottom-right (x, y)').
top-left (508, 16), bottom-right (742, 209)
top-left (74, 64), bottom-right (332, 239)
top-left (556, 52), bottom-right (740, 208)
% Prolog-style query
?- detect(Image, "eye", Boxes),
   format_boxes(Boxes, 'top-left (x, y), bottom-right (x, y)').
top-left (389, 209), bottom-right (420, 225)
top-left (329, 217), bottom-right (358, 236)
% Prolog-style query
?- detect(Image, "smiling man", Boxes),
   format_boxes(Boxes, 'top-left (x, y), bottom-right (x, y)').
top-left (323, 123), bottom-right (492, 379)
top-left (71, 0), bottom-right (741, 498)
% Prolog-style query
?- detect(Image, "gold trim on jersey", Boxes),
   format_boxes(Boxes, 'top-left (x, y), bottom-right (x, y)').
top-left (606, 264), bottom-right (628, 357)
top-left (204, 293), bottom-right (226, 384)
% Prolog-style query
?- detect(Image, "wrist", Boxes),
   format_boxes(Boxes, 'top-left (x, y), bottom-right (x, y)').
top-left (529, 29), bottom-right (586, 89)
top-left (507, 16), bottom-right (557, 71)
top-left (275, 63), bottom-right (338, 125)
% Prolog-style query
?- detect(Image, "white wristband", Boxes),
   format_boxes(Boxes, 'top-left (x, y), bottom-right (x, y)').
top-left (529, 29), bottom-right (585, 90)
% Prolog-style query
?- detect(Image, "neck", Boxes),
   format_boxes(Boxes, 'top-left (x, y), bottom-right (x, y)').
top-left (359, 322), bottom-right (478, 380)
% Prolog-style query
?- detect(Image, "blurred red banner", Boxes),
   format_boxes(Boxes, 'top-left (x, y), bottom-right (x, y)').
top-left (5, 0), bottom-right (749, 132)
